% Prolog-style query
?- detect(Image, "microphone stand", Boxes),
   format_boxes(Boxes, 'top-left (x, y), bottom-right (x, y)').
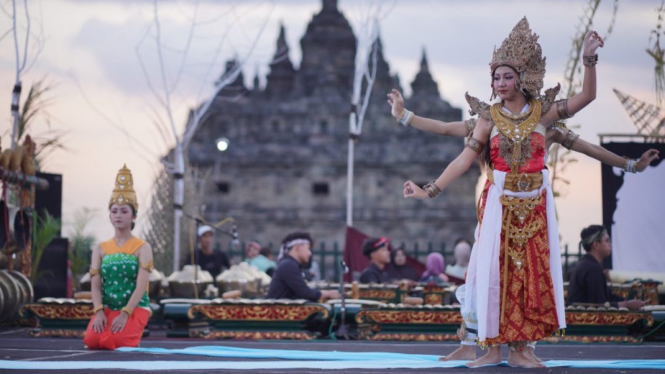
top-left (336, 260), bottom-right (350, 339)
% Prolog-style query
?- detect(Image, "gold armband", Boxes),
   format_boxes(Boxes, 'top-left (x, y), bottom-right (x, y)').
top-left (89, 267), bottom-right (101, 277)
top-left (562, 129), bottom-right (579, 150)
top-left (121, 306), bottom-right (133, 316)
top-left (465, 137), bottom-right (485, 154)
top-left (93, 305), bottom-right (104, 314)
top-left (555, 99), bottom-right (573, 120)
top-left (139, 260), bottom-right (154, 272)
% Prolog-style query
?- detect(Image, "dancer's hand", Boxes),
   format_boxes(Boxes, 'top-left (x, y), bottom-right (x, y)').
top-left (110, 312), bottom-right (129, 333)
top-left (636, 149), bottom-right (660, 172)
top-left (403, 180), bottom-right (429, 199)
top-left (583, 30), bottom-right (604, 56)
top-left (387, 89), bottom-right (405, 119)
top-left (92, 310), bottom-right (107, 333)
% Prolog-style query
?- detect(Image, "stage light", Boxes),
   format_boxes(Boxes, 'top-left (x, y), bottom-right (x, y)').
top-left (216, 137), bottom-right (229, 152)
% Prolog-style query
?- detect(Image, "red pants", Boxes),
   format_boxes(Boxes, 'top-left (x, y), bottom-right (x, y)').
top-left (83, 307), bottom-right (150, 350)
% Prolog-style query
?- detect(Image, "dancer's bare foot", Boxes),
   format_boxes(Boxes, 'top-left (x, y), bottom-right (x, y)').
top-left (507, 350), bottom-right (545, 368)
top-left (439, 345), bottom-right (476, 361)
top-left (466, 346), bottom-right (501, 367)
top-left (523, 346), bottom-right (542, 363)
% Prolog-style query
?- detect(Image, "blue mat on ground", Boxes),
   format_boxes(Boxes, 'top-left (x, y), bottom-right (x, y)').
top-left (2, 346), bottom-right (665, 370)
top-left (2, 359), bottom-right (665, 370)
top-left (118, 345), bottom-right (437, 361)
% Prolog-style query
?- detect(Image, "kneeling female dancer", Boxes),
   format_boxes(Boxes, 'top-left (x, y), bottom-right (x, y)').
top-left (84, 164), bottom-right (154, 350)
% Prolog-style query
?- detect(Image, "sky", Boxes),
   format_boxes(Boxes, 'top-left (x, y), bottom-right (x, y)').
top-left (0, 0), bottom-right (661, 257)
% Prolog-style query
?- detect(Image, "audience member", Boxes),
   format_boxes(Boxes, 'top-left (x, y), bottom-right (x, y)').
top-left (359, 237), bottom-right (391, 283)
top-left (445, 238), bottom-right (472, 285)
top-left (245, 241), bottom-right (277, 273)
top-left (420, 252), bottom-right (449, 284)
top-left (386, 246), bottom-right (419, 282)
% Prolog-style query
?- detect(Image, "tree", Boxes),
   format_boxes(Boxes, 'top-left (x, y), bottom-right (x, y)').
top-left (68, 207), bottom-right (97, 292)
top-left (3, 0), bottom-right (45, 150)
top-left (345, 0), bottom-right (395, 226)
top-left (647, 1), bottom-right (665, 105)
top-left (548, 0), bottom-right (619, 199)
top-left (137, 0), bottom-right (272, 273)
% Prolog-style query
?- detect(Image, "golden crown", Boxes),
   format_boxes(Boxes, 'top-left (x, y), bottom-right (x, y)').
top-left (108, 164), bottom-right (138, 213)
top-left (490, 17), bottom-right (546, 98)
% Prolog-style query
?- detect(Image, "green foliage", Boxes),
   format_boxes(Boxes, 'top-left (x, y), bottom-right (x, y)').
top-left (648, 1), bottom-right (665, 104)
top-left (15, 79), bottom-right (68, 170)
top-left (68, 207), bottom-right (97, 291)
top-left (31, 211), bottom-right (61, 283)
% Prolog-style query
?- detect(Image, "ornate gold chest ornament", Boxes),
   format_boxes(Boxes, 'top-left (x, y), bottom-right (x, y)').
top-left (490, 99), bottom-right (542, 174)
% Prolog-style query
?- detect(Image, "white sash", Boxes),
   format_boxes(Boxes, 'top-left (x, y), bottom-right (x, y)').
top-left (463, 169), bottom-right (566, 342)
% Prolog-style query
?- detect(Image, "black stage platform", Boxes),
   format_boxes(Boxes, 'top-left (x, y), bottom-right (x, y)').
top-left (1, 328), bottom-right (663, 373)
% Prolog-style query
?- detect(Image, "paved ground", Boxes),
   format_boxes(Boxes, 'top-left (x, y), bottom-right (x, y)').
top-left (1, 328), bottom-right (664, 373)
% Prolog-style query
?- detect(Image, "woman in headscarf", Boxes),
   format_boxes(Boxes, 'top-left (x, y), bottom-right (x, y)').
top-left (419, 252), bottom-right (449, 285)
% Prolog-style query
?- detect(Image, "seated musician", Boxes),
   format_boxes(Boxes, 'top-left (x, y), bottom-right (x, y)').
top-left (359, 237), bottom-right (391, 284)
top-left (567, 225), bottom-right (644, 310)
top-left (184, 225), bottom-right (231, 280)
top-left (267, 232), bottom-right (339, 301)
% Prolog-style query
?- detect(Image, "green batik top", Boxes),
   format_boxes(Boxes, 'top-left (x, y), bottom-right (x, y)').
top-left (99, 237), bottom-right (150, 310)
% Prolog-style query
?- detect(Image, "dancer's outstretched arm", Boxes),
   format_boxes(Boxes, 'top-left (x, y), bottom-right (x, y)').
top-left (550, 127), bottom-right (660, 171)
top-left (403, 118), bottom-right (492, 199)
top-left (387, 89), bottom-right (470, 136)
top-left (542, 30), bottom-right (604, 125)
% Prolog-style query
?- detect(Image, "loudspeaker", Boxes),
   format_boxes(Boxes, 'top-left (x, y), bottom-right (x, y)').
top-left (35, 172), bottom-right (62, 236)
top-left (33, 237), bottom-right (69, 300)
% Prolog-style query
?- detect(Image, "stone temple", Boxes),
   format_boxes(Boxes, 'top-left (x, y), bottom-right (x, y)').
top-left (187, 0), bottom-right (479, 261)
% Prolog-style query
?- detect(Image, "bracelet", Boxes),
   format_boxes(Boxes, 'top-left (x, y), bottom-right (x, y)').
top-left (121, 306), bottom-right (133, 316)
top-left (561, 129), bottom-right (579, 150)
top-left (624, 158), bottom-right (637, 173)
top-left (423, 181), bottom-right (442, 198)
top-left (397, 109), bottom-right (414, 127)
top-left (583, 54), bottom-right (598, 68)
top-left (93, 305), bottom-right (104, 314)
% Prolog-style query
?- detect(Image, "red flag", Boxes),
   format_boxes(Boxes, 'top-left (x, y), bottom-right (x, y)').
top-left (343, 226), bottom-right (369, 282)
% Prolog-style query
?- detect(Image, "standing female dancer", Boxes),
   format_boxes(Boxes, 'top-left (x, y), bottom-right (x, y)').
top-left (386, 17), bottom-right (647, 368)
top-left (83, 165), bottom-right (154, 350)
top-left (388, 73), bottom-right (658, 365)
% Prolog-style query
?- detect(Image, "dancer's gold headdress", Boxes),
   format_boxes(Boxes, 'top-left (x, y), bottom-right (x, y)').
top-left (490, 17), bottom-right (546, 98)
top-left (108, 164), bottom-right (138, 213)
top-left (467, 17), bottom-right (560, 119)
